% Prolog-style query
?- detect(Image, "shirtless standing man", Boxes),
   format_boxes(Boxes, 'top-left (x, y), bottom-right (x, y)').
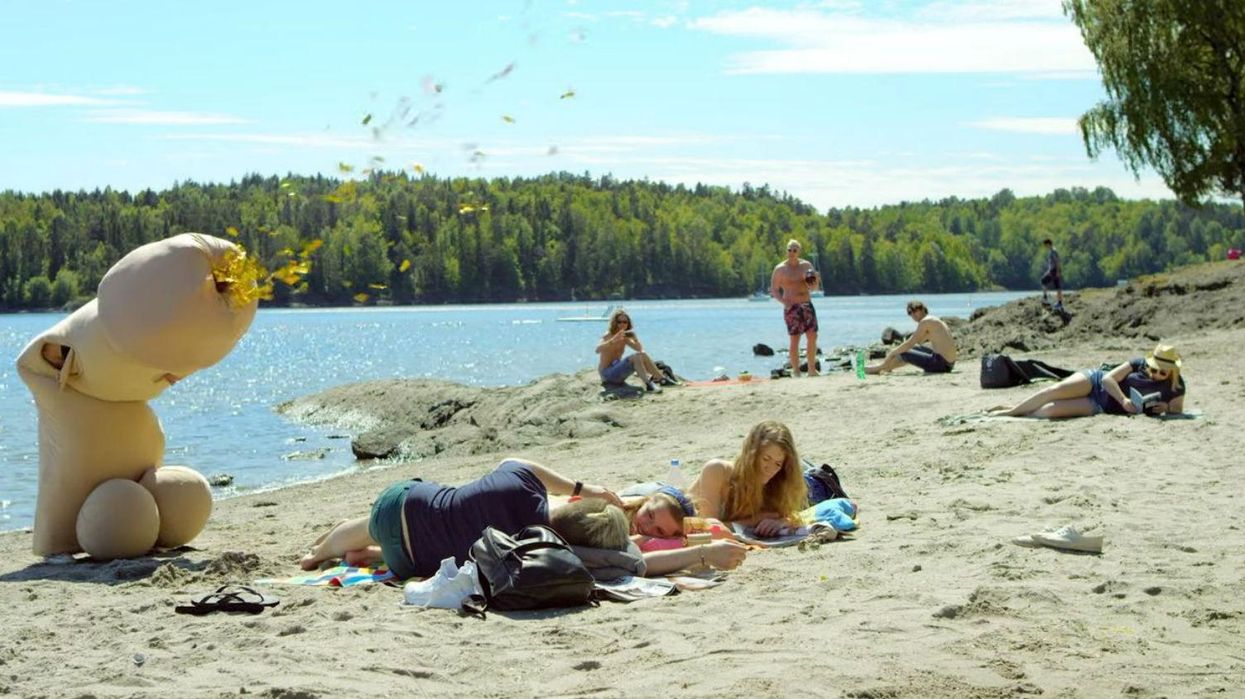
top-left (771, 239), bottom-right (820, 377)
top-left (865, 300), bottom-right (957, 374)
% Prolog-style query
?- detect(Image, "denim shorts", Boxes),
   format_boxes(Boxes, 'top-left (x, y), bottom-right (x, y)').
top-left (1082, 368), bottom-right (1110, 414)
top-left (599, 357), bottom-right (635, 384)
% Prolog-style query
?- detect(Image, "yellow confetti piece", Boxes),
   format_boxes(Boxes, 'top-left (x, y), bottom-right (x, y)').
top-left (353, 292), bottom-right (370, 303)
top-left (338, 162), bottom-right (354, 173)
top-left (370, 155), bottom-right (386, 163)
top-left (368, 283), bottom-right (387, 290)
top-left (301, 240), bottom-right (324, 256)
top-left (362, 114), bottom-right (373, 126)
top-left (225, 226), bottom-right (240, 237)
top-left (412, 163), bottom-right (425, 174)
top-left (399, 259), bottom-right (412, 272)
top-left (458, 203), bottom-right (490, 214)
top-left (560, 89), bottom-right (576, 99)
top-left (502, 115), bottom-right (515, 123)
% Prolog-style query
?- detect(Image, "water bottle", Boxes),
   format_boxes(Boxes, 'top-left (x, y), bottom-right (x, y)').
top-left (666, 458), bottom-right (686, 490)
top-left (854, 349), bottom-right (866, 380)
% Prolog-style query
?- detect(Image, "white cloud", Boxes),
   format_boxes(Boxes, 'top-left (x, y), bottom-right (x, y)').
top-left (690, 7), bottom-right (1095, 75)
top-left (0, 91), bottom-right (112, 107)
top-left (651, 16), bottom-right (678, 29)
top-left (917, 0), bottom-right (1065, 21)
top-left (159, 132), bottom-right (376, 148)
top-left (967, 117), bottom-right (1079, 135)
top-left (85, 109), bottom-right (249, 125)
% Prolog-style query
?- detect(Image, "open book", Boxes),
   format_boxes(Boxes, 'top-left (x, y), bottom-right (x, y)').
top-left (1129, 387), bottom-right (1162, 413)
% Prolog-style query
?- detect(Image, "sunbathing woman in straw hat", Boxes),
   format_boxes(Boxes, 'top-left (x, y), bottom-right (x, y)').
top-left (300, 458), bottom-right (748, 579)
top-left (987, 344), bottom-right (1186, 419)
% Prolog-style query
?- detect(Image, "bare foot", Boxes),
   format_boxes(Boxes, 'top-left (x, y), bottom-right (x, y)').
top-left (299, 551), bottom-right (324, 571)
top-left (985, 405), bottom-right (1015, 417)
top-left (807, 369), bottom-right (820, 377)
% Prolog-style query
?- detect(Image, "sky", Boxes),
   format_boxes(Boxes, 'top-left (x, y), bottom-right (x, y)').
top-left (0, 0), bottom-right (1176, 209)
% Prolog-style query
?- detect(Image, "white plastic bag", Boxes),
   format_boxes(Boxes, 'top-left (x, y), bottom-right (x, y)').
top-left (402, 557), bottom-right (481, 609)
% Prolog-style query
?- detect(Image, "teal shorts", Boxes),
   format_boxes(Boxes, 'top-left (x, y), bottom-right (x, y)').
top-left (369, 481), bottom-right (418, 579)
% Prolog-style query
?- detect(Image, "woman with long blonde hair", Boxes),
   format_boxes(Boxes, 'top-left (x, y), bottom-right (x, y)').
top-left (596, 308), bottom-right (664, 391)
top-left (687, 420), bottom-right (809, 537)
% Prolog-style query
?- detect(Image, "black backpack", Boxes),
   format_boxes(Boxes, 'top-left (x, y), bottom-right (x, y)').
top-left (980, 353), bottom-right (1075, 389)
top-left (462, 525), bottom-right (596, 617)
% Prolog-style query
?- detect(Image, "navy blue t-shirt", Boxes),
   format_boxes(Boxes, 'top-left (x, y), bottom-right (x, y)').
top-left (1105, 358), bottom-right (1186, 414)
top-left (401, 460), bottom-right (549, 577)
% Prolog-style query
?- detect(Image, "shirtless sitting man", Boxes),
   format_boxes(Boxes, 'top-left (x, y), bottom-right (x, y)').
top-left (865, 300), bottom-right (957, 375)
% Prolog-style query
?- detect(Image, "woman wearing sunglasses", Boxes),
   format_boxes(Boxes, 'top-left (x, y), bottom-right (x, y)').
top-left (987, 344), bottom-right (1185, 419)
top-left (596, 308), bottom-right (665, 392)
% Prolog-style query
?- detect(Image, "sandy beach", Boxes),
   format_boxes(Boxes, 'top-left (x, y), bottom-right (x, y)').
top-left (3, 264), bottom-right (1243, 699)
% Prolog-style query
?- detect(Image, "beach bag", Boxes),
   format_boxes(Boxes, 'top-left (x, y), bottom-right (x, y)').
top-left (462, 525), bottom-right (596, 617)
top-left (802, 459), bottom-right (849, 505)
top-left (980, 354), bottom-right (1025, 388)
top-left (654, 360), bottom-right (681, 386)
top-left (981, 354), bottom-right (1074, 389)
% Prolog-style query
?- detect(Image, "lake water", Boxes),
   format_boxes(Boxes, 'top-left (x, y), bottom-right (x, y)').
top-left (0, 291), bottom-right (1029, 531)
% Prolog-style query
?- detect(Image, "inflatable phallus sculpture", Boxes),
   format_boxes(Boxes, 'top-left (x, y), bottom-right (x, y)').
top-left (16, 233), bottom-right (259, 559)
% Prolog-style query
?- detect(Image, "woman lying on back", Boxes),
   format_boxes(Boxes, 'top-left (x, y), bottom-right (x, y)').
top-left (987, 344), bottom-right (1186, 419)
top-left (687, 420), bottom-right (809, 537)
top-left (299, 458), bottom-right (747, 579)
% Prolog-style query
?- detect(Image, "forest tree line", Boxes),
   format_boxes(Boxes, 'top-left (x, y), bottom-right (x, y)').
top-left (0, 172), bottom-right (1241, 310)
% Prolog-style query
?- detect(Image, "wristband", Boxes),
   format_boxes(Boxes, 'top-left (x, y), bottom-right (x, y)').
top-left (572, 481), bottom-right (583, 497)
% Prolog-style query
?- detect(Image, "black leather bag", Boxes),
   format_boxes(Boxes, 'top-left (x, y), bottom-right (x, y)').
top-left (980, 353), bottom-right (1023, 388)
top-left (462, 525), bottom-right (596, 617)
top-left (981, 354), bottom-right (1074, 389)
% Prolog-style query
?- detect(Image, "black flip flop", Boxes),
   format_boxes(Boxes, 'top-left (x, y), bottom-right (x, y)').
top-left (175, 585), bottom-right (280, 615)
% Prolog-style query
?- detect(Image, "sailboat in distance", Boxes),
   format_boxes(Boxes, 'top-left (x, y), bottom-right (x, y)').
top-left (557, 303), bottom-right (616, 322)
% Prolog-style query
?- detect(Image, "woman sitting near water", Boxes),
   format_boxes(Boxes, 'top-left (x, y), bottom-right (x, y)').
top-left (687, 420), bottom-right (809, 537)
top-left (299, 458), bottom-right (748, 578)
top-left (596, 308), bottom-right (665, 392)
top-left (987, 344), bottom-right (1186, 419)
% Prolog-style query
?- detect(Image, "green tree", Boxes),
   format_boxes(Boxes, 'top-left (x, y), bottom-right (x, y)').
top-left (23, 275), bottom-right (53, 307)
top-left (1065, 0), bottom-right (1245, 209)
top-left (50, 269), bottom-right (80, 307)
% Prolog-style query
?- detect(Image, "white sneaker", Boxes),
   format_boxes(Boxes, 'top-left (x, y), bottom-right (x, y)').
top-left (1030, 525), bottom-right (1103, 553)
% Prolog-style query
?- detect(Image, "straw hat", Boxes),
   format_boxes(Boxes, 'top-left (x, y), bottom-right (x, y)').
top-left (1145, 344), bottom-right (1182, 371)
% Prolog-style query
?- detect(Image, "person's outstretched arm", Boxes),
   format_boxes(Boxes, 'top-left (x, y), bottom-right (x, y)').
top-left (641, 540), bottom-right (748, 576)
top-left (514, 458), bottom-right (622, 506)
top-left (882, 319), bottom-right (929, 362)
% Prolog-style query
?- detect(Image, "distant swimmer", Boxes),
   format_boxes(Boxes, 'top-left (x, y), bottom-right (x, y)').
top-left (865, 300), bottom-right (957, 375)
top-left (771, 238), bottom-right (820, 377)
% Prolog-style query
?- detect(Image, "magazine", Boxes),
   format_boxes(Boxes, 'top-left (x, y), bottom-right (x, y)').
top-left (730, 522), bottom-right (813, 547)
top-left (594, 575), bottom-right (678, 602)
